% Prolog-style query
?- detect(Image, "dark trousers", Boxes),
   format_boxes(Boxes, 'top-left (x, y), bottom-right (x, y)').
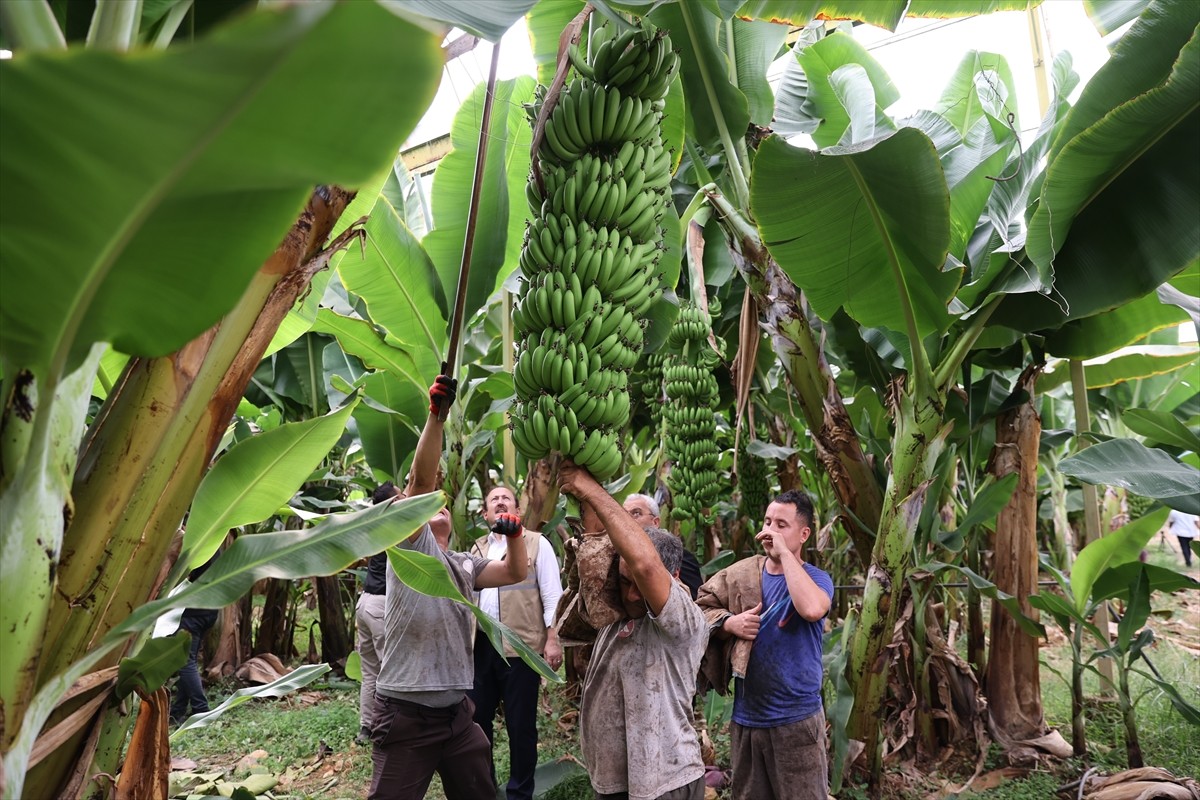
top-left (469, 632), bottom-right (541, 800)
top-left (170, 624), bottom-right (210, 723)
top-left (369, 695), bottom-right (494, 800)
top-left (1179, 536), bottom-right (1194, 567)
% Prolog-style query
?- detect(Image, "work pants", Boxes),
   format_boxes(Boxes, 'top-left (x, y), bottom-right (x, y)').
top-left (355, 592), bottom-right (387, 730)
top-left (368, 695), bottom-right (494, 800)
top-left (169, 619), bottom-right (211, 724)
top-left (594, 776), bottom-right (705, 800)
top-left (730, 709), bottom-right (828, 800)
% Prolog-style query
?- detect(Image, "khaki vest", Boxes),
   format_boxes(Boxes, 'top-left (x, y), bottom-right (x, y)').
top-left (471, 530), bottom-right (547, 656)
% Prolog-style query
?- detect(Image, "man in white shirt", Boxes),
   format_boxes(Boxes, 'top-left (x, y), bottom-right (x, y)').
top-left (1167, 508), bottom-right (1198, 568)
top-left (469, 486), bottom-right (564, 800)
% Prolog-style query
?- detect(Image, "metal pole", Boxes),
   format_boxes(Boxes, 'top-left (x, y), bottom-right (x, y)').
top-left (437, 40), bottom-right (502, 419)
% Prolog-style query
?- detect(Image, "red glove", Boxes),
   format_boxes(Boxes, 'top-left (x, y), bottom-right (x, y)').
top-left (491, 513), bottom-right (522, 538)
top-left (428, 374), bottom-right (458, 414)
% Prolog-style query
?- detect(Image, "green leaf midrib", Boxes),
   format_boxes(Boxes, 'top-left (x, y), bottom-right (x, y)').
top-left (374, 202), bottom-right (441, 356)
top-left (190, 403), bottom-right (355, 555)
top-left (52, 8), bottom-right (329, 383)
top-left (841, 155), bottom-right (930, 382)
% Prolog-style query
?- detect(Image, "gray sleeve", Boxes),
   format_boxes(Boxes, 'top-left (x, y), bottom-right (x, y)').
top-left (649, 582), bottom-right (707, 644)
top-left (469, 552), bottom-right (492, 587)
top-left (399, 524), bottom-right (435, 554)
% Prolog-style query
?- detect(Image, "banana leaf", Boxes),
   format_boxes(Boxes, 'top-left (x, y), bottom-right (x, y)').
top-left (0, 1), bottom-right (442, 379)
top-left (526, 0), bottom-right (586, 86)
top-left (1091, 562), bottom-right (1200, 603)
top-left (650, 2), bottom-right (750, 154)
top-left (1123, 407), bottom-right (1200, 451)
top-left (116, 632), bottom-right (191, 699)
top-left (1082, 0), bottom-right (1152, 36)
top-left (381, 0), bottom-right (539, 42)
top-left (171, 663), bottom-right (331, 736)
top-left (785, 30), bottom-right (899, 149)
top-left (5, 493), bottom-right (444, 792)
top-left (995, 0), bottom-right (1200, 332)
top-left (1036, 345), bottom-right (1199, 394)
top-left (181, 399), bottom-right (360, 570)
top-left (1068, 507), bottom-right (1170, 612)
top-left (1041, 292), bottom-right (1191, 360)
top-left (716, 17), bottom-right (788, 128)
top-left (1060, 441), bottom-right (1200, 514)
top-left (934, 51), bottom-right (1020, 136)
top-left (751, 128), bottom-right (956, 343)
top-left (338, 199), bottom-right (446, 377)
top-left (422, 77), bottom-right (536, 336)
top-left (386, 547), bottom-right (562, 683)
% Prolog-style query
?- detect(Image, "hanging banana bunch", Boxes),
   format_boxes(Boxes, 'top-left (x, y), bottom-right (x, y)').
top-left (663, 302), bottom-right (721, 523)
top-left (737, 429), bottom-right (770, 529)
top-left (634, 351), bottom-right (666, 429)
top-left (509, 21), bottom-right (679, 480)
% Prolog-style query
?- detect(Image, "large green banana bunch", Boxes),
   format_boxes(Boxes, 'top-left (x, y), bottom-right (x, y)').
top-left (509, 23), bottom-right (678, 480)
top-left (663, 303), bottom-right (721, 523)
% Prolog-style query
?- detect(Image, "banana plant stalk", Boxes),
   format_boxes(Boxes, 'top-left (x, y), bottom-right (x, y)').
top-left (26, 188), bottom-right (360, 793)
top-left (702, 187), bottom-right (882, 568)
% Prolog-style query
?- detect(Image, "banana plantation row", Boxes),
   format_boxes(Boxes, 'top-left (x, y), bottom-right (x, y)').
top-left (0, 0), bottom-right (1196, 797)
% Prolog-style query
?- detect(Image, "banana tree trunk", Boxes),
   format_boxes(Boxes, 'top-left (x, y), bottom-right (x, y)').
top-left (25, 187), bottom-right (358, 796)
top-left (255, 578), bottom-right (295, 658)
top-left (846, 385), bottom-right (947, 784)
top-left (985, 366), bottom-right (1047, 745)
top-left (315, 574), bottom-right (352, 667)
top-left (208, 601), bottom-right (244, 679)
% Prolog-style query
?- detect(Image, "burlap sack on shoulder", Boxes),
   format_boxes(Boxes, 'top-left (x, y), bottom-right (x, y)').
top-left (553, 532), bottom-right (622, 645)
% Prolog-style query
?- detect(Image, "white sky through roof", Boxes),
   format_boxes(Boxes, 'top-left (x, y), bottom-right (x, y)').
top-left (403, 1), bottom-right (1117, 150)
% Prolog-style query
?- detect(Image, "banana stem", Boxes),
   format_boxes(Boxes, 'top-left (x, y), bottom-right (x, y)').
top-left (0, 0), bottom-right (65, 51)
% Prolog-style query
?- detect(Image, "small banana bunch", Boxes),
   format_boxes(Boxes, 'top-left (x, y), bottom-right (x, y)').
top-left (635, 352), bottom-right (666, 429)
top-left (664, 303), bottom-right (721, 523)
top-left (510, 22), bottom-right (678, 479)
top-left (737, 430), bottom-right (770, 530)
top-left (1126, 492), bottom-right (1154, 520)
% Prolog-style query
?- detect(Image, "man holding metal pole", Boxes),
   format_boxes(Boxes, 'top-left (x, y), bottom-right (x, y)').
top-left (368, 375), bottom-right (530, 800)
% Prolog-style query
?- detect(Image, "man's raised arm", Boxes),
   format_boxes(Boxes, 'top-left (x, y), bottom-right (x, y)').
top-left (558, 461), bottom-right (673, 615)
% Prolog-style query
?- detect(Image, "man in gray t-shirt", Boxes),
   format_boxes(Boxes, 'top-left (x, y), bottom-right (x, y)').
top-left (368, 375), bottom-right (529, 800)
top-left (559, 462), bottom-right (708, 800)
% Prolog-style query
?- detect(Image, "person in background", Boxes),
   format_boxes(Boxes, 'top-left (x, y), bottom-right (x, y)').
top-left (623, 493), bottom-right (703, 599)
top-left (560, 462), bottom-right (708, 800)
top-left (469, 485), bottom-right (564, 800)
top-left (354, 482), bottom-right (400, 746)
top-left (697, 490), bottom-right (834, 800)
top-left (1167, 508), bottom-right (1198, 568)
top-left (369, 374), bottom-right (529, 800)
top-left (169, 557), bottom-right (219, 726)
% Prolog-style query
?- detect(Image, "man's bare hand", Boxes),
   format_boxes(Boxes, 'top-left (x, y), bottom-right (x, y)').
top-left (543, 634), bottom-right (563, 671)
top-left (558, 460), bottom-right (601, 502)
top-left (723, 601), bottom-right (763, 641)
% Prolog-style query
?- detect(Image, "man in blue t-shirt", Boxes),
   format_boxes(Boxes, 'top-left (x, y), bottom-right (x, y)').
top-left (697, 490), bottom-right (834, 800)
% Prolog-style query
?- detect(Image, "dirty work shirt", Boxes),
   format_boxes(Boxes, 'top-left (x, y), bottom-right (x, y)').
top-left (376, 524), bottom-right (491, 707)
top-left (733, 563), bottom-right (834, 727)
top-left (581, 581), bottom-right (708, 799)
